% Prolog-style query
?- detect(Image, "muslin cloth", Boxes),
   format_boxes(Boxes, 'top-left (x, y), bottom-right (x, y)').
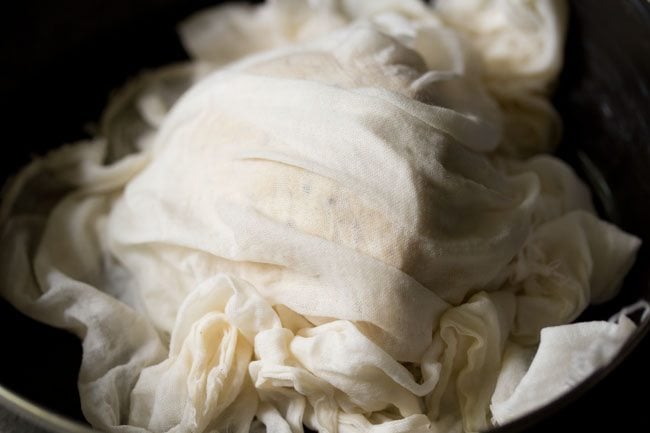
top-left (0, 1), bottom-right (642, 432)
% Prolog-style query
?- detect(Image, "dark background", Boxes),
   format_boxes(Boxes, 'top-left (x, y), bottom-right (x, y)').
top-left (1, 1), bottom-right (649, 432)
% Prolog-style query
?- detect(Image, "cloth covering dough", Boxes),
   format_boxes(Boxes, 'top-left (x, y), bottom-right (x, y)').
top-left (0, 1), bottom-right (642, 433)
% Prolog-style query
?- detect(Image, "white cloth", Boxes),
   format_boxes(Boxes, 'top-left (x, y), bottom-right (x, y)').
top-left (0, 1), bottom-right (642, 433)
top-left (491, 311), bottom-right (643, 425)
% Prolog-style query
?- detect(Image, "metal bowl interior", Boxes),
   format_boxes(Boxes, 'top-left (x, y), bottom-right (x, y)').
top-left (1, 0), bottom-right (649, 432)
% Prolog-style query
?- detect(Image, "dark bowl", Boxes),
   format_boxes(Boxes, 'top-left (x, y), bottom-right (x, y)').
top-left (1, 1), bottom-right (649, 432)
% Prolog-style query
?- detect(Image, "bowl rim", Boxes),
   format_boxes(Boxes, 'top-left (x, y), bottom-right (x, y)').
top-left (0, 384), bottom-right (93, 433)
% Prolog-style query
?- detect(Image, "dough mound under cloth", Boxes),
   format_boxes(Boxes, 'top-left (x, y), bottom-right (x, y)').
top-left (0, 1), bottom-right (641, 433)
